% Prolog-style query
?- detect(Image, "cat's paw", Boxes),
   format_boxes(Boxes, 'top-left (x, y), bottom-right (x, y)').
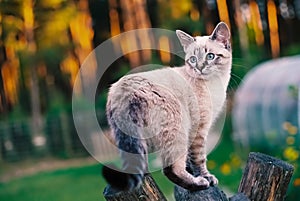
top-left (203, 173), bottom-right (218, 186)
top-left (194, 176), bottom-right (210, 189)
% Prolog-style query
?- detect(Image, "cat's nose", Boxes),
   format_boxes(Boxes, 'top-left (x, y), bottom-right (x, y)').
top-left (197, 63), bottom-right (206, 72)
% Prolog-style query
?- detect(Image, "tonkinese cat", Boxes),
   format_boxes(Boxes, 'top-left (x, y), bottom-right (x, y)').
top-left (103, 22), bottom-right (232, 191)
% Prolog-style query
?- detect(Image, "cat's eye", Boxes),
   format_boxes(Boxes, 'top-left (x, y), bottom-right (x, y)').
top-left (206, 53), bottom-right (215, 60)
top-left (189, 56), bottom-right (197, 63)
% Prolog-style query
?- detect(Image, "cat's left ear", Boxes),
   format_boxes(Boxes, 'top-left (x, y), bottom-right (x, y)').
top-left (176, 30), bottom-right (195, 51)
top-left (210, 22), bottom-right (231, 50)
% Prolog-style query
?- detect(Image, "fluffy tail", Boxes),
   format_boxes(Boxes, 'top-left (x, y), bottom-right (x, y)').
top-left (102, 165), bottom-right (143, 191)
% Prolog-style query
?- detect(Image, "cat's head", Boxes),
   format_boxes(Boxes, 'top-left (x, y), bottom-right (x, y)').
top-left (176, 22), bottom-right (232, 80)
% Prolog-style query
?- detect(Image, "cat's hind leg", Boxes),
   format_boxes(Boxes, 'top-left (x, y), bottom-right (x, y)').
top-left (102, 127), bottom-right (148, 191)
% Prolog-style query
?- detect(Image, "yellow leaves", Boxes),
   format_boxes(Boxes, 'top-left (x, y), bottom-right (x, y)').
top-left (216, 0), bottom-right (231, 30)
top-left (60, 54), bottom-right (79, 86)
top-left (294, 178), bottom-right (300, 187)
top-left (286, 136), bottom-right (295, 145)
top-left (38, 6), bottom-right (76, 48)
top-left (282, 121), bottom-right (299, 161)
top-left (249, 1), bottom-right (264, 45)
top-left (109, 9), bottom-right (121, 37)
top-left (168, 0), bottom-right (192, 19)
top-left (190, 7), bottom-right (200, 21)
top-left (267, 0), bottom-right (278, 32)
top-left (2, 15), bottom-right (24, 32)
top-left (219, 154), bottom-right (242, 175)
top-left (267, 0), bottom-right (280, 57)
top-left (208, 154), bottom-right (242, 177)
top-left (23, 0), bottom-right (34, 30)
top-left (70, 12), bottom-right (94, 50)
top-left (38, 0), bottom-right (67, 9)
top-left (220, 163), bottom-right (231, 175)
top-left (283, 122), bottom-right (298, 135)
top-left (207, 160), bottom-right (217, 170)
top-left (158, 36), bottom-right (170, 64)
top-left (1, 61), bottom-right (19, 104)
top-left (230, 154), bottom-right (242, 168)
top-left (283, 147), bottom-right (299, 162)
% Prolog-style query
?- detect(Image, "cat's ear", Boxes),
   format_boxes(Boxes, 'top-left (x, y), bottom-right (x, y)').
top-left (210, 22), bottom-right (231, 50)
top-left (176, 30), bottom-right (195, 50)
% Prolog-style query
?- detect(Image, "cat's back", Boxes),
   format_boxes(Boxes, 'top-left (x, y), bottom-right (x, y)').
top-left (107, 67), bottom-right (197, 134)
top-left (108, 67), bottom-right (193, 103)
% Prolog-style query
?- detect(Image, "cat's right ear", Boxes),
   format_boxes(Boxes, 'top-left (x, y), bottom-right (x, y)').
top-left (209, 22), bottom-right (231, 50)
top-left (176, 30), bottom-right (195, 51)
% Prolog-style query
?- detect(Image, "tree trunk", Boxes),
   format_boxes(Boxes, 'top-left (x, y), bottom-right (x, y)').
top-left (238, 152), bottom-right (294, 201)
top-left (23, 0), bottom-right (43, 139)
top-left (29, 66), bottom-right (42, 133)
top-left (0, 12), bottom-right (8, 114)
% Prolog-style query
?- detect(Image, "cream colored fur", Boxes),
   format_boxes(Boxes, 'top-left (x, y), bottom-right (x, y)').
top-left (106, 22), bottom-right (232, 189)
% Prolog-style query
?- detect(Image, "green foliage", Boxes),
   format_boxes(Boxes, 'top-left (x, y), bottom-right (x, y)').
top-left (7, 105), bottom-right (28, 120)
top-left (282, 43), bottom-right (300, 57)
top-left (46, 90), bottom-right (67, 115)
top-left (208, 117), bottom-right (243, 192)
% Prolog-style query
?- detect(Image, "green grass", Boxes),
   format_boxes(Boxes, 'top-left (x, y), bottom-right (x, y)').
top-left (0, 119), bottom-right (240, 201)
top-left (207, 117), bottom-right (244, 192)
top-left (0, 164), bottom-right (174, 201)
top-left (0, 165), bottom-right (104, 201)
top-left (0, 118), bottom-right (246, 201)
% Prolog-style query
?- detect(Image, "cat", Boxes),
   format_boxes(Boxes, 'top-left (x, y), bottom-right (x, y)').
top-left (102, 22), bottom-right (232, 191)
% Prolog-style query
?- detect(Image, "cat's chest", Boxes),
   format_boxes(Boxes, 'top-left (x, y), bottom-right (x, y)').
top-left (196, 78), bottom-right (227, 120)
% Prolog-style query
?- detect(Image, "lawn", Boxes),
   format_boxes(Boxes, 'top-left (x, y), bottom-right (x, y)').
top-left (0, 119), bottom-right (243, 201)
top-left (0, 164), bottom-right (175, 201)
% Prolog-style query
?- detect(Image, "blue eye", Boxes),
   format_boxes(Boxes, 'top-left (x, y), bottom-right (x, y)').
top-left (206, 53), bottom-right (215, 60)
top-left (190, 56), bottom-right (197, 63)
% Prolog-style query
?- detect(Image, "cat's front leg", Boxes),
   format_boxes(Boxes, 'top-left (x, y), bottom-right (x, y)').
top-left (163, 154), bottom-right (210, 190)
top-left (160, 132), bottom-right (211, 190)
top-left (188, 131), bottom-right (218, 186)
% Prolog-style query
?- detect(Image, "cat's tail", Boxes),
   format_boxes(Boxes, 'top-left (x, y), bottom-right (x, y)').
top-left (102, 165), bottom-right (143, 191)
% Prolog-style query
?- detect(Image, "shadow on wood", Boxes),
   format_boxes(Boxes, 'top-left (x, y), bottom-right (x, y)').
top-left (103, 174), bottom-right (167, 201)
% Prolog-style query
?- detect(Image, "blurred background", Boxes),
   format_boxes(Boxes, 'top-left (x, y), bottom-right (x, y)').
top-left (0, 0), bottom-right (299, 200)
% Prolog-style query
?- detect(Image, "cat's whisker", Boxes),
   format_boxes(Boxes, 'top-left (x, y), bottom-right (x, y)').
top-left (230, 73), bottom-right (243, 86)
top-left (227, 73), bottom-right (244, 91)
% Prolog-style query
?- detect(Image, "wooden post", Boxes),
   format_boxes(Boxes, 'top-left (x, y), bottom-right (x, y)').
top-left (174, 185), bottom-right (228, 201)
top-left (229, 193), bottom-right (250, 201)
top-left (238, 152), bottom-right (294, 201)
top-left (103, 174), bottom-right (167, 201)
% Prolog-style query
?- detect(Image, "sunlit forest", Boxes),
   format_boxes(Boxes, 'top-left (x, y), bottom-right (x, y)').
top-left (0, 0), bottom-right (300, 200)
